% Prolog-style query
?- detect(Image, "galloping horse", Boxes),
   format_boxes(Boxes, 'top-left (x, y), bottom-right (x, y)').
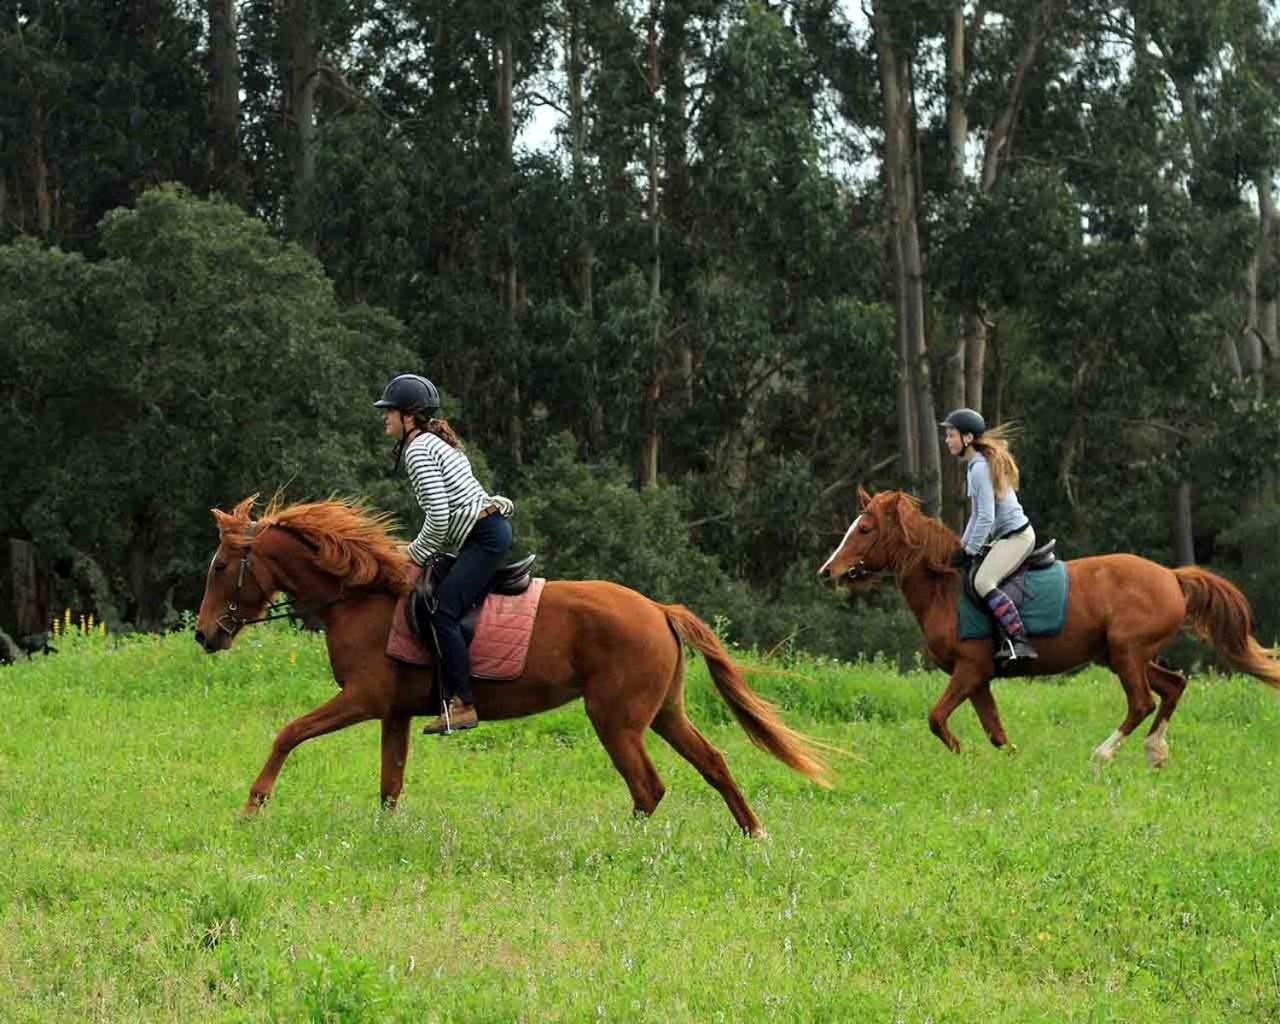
top-left (819, 489), bottom-right (1280, 766)
top-left (194, 496), bottom-right (834, 835)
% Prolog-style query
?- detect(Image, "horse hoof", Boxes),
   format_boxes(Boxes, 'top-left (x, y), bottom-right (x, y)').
top-left (748, 826), bottom-right (769, 839)
top-left (1144, 740), bottom-right (1169, 769)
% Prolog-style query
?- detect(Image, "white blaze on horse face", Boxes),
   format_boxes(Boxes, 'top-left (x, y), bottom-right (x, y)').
top-left (820, 516), bottom-right (861, 576)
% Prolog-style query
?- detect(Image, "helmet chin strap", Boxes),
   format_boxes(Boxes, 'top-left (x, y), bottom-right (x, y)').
top-left (390, 411), bottom-right (424, 472)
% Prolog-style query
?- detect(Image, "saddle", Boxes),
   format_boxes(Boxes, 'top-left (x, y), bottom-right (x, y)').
top-left (409, 552), bottom-right (537, 650)
top-left (963, 539), bottom-right (1058, 609)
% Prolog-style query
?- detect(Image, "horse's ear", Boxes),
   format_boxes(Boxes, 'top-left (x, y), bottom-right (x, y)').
top-left (894, 492), bottom-right (916, 544)
top-left (232, 494), bottom-right (259, 521)
top-left (857, 485), bottom-right (872, 509)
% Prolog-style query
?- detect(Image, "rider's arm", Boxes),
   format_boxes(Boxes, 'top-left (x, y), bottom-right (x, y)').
top-left (962, 459), bottom-right (995, 556)
top-left (404, 441), bottom-right (449, 565)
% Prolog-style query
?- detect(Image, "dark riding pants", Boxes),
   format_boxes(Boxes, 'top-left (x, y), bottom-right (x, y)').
top-left (430, 514), bottom-right (514, 704)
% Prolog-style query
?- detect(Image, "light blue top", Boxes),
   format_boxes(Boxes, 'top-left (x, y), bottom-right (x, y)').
top-left (962, 452), bottom-right (1029, 555)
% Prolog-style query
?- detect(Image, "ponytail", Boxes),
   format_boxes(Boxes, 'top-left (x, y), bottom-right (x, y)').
top-left (410, 414), bottom-right (464, 450)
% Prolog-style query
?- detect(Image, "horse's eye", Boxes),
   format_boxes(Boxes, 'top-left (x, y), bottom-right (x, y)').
top-left (213, 562), bottom-right (228, 573)
top-left (858, 521), bottom-right (873, 534)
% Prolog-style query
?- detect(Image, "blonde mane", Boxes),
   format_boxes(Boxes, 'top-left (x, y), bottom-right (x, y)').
top-left (212, 494), bottom-right (414, 594)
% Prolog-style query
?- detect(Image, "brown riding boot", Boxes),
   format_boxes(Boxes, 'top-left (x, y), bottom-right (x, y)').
top-left (421, 697), bottom-right (478, 735)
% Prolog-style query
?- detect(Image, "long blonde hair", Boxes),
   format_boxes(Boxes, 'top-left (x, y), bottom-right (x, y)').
top-left (971, 423), bottom-right (1020, 498)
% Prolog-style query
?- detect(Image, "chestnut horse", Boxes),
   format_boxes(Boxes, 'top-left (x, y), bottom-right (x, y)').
top-left (819, 489), bottom-right (1280, 766)
top-left (194, 496), bottom-right (834, 835)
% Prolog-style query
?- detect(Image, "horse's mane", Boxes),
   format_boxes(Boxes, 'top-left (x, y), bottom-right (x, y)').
top-left (213, 494), bottom-right (414, 594)
top-left (871, 491), bottom-right (963, 587)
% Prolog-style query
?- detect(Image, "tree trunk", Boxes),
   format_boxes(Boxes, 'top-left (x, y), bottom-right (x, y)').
top-left (1256, 173), bottom-right (1278, 387)
top-left (639, 0), bottom-right (662, 489)
top-left (874, 2), bottom-right (940, 512)
top-left (29, 93), bottom-right (51, 239)
top-left (207, 0), bottom-right (245, 204)
top-left (661, 2), bottom-right (692, 412)
top-left (940, 0), bottom-right (1057, 523)
top-left (940, 3), bottom-right (967, 529)
top-left (284, 0), bottom-right (318, 246)
top-left (496, 24), bottom-right (522, 465)
top-left (1, 538), bottom-right (46, 638)
top-left (566, 3), bottom-right (603, 451)
top-left (891, 225), bottom-right (918, 485)
top-left (945, 5), bottom-right (966, 185)
top-left (1169, 481), bottom-right (1195, 566)
top-left (964, 0), bottom-right (1058, 410)
top-left (872, 129), bottom-right (917, 484)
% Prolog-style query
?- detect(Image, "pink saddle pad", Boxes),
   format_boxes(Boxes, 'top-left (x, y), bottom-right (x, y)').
top-left (386, 577), bottom-right (546, 680)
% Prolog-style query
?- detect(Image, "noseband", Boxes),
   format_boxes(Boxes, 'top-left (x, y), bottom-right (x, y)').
top-left (840, 558), bottom-right (895, 583)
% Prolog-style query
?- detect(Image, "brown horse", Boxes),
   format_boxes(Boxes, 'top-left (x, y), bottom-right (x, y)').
top-left (194, 496), bottom-right (834, 835)
top-left (818, 488), bottom-right (1280, 766)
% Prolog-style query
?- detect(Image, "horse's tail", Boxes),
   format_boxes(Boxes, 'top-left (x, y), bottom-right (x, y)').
top-left (660, 603), bottom-right (837, 788)
top-left (1175, 566), bottom-right (1280, 689)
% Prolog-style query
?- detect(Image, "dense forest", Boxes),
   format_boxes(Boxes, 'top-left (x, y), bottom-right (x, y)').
top-left (2, 0), bottom-right (1279, 664)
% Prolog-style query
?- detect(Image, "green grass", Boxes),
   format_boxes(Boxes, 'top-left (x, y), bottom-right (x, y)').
top-left (2, 624), bottom-right (1279, 1022)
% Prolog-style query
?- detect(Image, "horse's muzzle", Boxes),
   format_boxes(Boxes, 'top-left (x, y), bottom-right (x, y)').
top-left (194, 628), bottom-right (229, 653)
top-left (818, 561), bottom-right (871, 585)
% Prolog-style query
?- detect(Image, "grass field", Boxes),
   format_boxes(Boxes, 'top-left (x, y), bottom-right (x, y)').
top-left (2, 621), bottom-right (1279, 1022)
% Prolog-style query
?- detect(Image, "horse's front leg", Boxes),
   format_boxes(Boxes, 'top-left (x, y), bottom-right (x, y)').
top-left (969, 681), bottom-right (1012, 749)
top-left (243, 692), bottom-right (375, 814)
top-left (928, 663), bottom-right (990, 754)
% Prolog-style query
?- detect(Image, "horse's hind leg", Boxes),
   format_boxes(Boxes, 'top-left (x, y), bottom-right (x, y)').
top-left (380, 713), bottom-right (412, 810)
top-left (1142, 660), bottom-right (1188, 769)
top-left (584, 687), bottom-right (666, 820)
top-left (651, 706), bottom-right (765, 837)
top-left (244, 692), bottom-right (375, 814)
top-left (1092, 650), bottom-right (1158, 764)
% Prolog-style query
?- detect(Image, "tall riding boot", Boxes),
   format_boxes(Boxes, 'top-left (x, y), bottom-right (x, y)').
top-left (984, 588), bottom-right (1038, 668)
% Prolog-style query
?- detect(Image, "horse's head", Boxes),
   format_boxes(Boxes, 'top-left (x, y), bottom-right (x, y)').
top-left (195, 496), bottom-right (276, 652)
top-left (818, 488), bottom-right (918, 586)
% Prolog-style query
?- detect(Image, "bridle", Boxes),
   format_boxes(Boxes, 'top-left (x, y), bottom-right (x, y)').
top-left (838, 557), bottom-right (895, 583)
top-left (216, 522), bottom-right (347, 636)
top-left (822, 514), bottom-right (896, 584)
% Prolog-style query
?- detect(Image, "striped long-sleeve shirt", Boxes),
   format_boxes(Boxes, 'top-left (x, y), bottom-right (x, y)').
top-left (404, 432), bottom-right (514, 565)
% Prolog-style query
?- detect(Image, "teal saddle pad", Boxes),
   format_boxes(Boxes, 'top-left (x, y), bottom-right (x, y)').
top-left (958, 561), bottom-right (1069, 640)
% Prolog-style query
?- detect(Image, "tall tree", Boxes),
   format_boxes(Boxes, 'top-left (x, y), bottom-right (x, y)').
top-left (871, 0), bottom-right (940, 514)
top-left (206, 0), bottom-right (245, 203)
